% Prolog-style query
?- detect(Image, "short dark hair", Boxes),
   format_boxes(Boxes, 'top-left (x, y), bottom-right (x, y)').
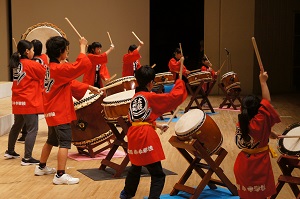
top-left (128, 44), bottom-right (137, 52)
top-left (31, 39), bottom-right (42, 56)
top-left (87, 42), bottom-right (102, 53)
top-left (134, 65), bottom-right (155, 88)
top-left (46, 36), bottom-right (69, 59)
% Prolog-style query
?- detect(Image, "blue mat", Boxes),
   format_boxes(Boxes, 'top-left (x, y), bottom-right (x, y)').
top-left (156, 111), bottom-right (219, 123)
top-left (144, 186), bottom-right (239, 199)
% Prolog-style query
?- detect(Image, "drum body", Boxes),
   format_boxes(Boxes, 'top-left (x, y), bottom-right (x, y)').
top-left (278, 122), bottom-right (300, 156)
top-left (21, 22), bottom-right (67, 54)
top-left (154, 72), bottom-right (175, 87)
top-left (102, 89), bottom-right (135, 122)
top-left (105, 76), bottom-right (137, 96)
top-left (175, 109), bottom-right (223, 155)
top-left (71, 91), bottom-right (113, 147)
top-left (221, 71), bottom-right (241, 93)
top-left (187, 71), bottom-right (212, 86)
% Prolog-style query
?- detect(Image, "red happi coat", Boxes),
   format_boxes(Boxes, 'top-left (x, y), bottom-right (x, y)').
top-left (83, 53), bottom-right (110, 88)
top-left (201, 65), bottom-right (217, 79)
top-left (11, 58), bottom-right (45, 114)
top-left (234, 99), bottom-right (281, 198)
top-left (127, 79), bottom-right (187, 166)
top-left (122, 49), bottom-right (141, 77)
top-left (43, 53), bottom-right (91, 126)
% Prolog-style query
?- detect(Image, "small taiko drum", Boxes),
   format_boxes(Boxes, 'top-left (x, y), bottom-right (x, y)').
top-left (221, 71), bottom-right (241, 93)
top-left (154, 72), bottom-right (175, 86)
top-left (175, 109), bottom-right (223, 155)
top-left (278, 122), bottom-right (300, 156)
top-left (21, 22), bottom-right (67, 54)
top-left (102, 89), bottom-right (135, 123)
top-left (187, 71), bottom-right (212, 86)
top-left (105, 76), bottom-right (137, 96)
top-left (71, 91), bottom-right (113, 147)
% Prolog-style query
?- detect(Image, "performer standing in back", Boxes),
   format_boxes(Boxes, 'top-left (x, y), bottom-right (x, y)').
top-left (83, 42), bottom-right (114, 88)
top-left (233, 70), bottom-right (281, 199)
top-left (119, 65), bottom-right (187, 199)
top-left (122, 41), bottom-right (144, 77)
top-left (168, 48), bottom-right (190, 82)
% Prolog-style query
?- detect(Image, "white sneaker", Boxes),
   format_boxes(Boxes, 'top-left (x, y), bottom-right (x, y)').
top-left (34, 165), bottom-right (56, 176)
top-left (53, 174), bottom-right (79, 185)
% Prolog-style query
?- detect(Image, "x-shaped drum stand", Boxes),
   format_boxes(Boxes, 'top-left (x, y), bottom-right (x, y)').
top-left (168, 136), bottom-right (238, 199)
top-left (271, 155), bottom-right (300, 198)
top-left (185, 80), bottom-right (216, 113)
top-left (218, 83), bottom-right (242, 110)
top-left (99, 117), bottom-right (131, 178)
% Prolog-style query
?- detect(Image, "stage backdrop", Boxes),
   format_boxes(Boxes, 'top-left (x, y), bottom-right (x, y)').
top-left (10, 0), bottom-right (150, 81)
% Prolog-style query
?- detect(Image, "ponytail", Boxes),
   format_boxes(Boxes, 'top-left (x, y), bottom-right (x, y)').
top-left (9, 52), bottom-right (21, 68)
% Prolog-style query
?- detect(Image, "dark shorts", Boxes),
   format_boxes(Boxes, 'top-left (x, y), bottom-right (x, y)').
top-left (47, 124), bottom-right (72, 149)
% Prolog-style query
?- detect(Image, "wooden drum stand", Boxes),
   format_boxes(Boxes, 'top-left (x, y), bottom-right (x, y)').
top-left (168, 136), bottom-right (238, 199)
top-left (99, 117), bottom-right (131, 178)
top-left (271, 155), bottom-right (300, 198)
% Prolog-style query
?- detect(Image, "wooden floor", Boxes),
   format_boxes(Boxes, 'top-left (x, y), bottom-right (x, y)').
top-left (0, 93), bottom-right (299, 199)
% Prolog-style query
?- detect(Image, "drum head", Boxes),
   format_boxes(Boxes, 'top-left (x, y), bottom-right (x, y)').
top-left (175, 109), bottom-right (205, 136)
top-left (103, 89), bottom-right (135, 104)
top-left (278, 122), bottom-right (300, 156)
top-left (21, 22), bottom-right (67, 54)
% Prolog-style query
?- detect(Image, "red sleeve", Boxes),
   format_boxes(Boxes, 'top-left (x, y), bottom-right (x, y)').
top-left (100, 64), bottom-right (110, 80)
top-left (58, 53), bottom-right (92, 82)
top-left (168, 58), bottom-right (187, 76)
top-left (148, 79), bottom-right (187, 116)
top-left (87, 53), bottom-right (108, 64)
top-left (71, 80), bottom-right (89, 100)
top-left (123, 49), bottom-right (141, 64)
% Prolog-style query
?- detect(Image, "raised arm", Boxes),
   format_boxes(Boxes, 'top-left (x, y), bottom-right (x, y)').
top-left (259, 71), bottom-right (271, 101)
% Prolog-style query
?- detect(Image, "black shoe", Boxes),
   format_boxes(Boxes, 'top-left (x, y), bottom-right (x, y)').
top-left (21, 157), bottom-right (40, 166)
top-left (120, 190), bottom-right (132, 199)
top-left (4, 150), bottom-right (20, 159)
top-left (17, 135), bottom-right (26, 143)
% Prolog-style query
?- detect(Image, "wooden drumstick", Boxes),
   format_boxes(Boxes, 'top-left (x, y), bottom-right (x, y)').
top-left (132, 31), bottom-right (142, 43)
top-left (106, 74), bottom-right (117, 83)
top-left (89, 80), bottom-right (123, 94)
top-left (65, 17), bottom-right (82, 38)
top-left (204, 54), bottom-right (212, 66)
top-left (160, 107), bottom-right (181, 135)
top-left (99, 81), bottom-right (122, 92)
top-left (179, 43), bottom-right (183, 80)
top-left (251, 37), bottom-right (264, 71)
top-left (218, 59), bottom-right (227, 73)
top-left (151, 64), bottom-right (156, 68)
top-left (12, 38), bottom-right (17, 48)
top-left (107, 32), bottom-right (113, 45)
top-left (278, 135), bottom-right (300, 139)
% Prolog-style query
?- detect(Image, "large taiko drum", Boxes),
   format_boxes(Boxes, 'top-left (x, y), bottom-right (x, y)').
top-left (221, 71), bottom-right (241, 93)
top-left (187, 71), bottom-right (212, 86)
top-left (154, 72), bottom-right (175, 87)
top-left (105, 76), bottom-right (137, 96)
top-left (278, 122), bottom-right (300, 156)
top-left (71, 91), bottom-right (113, 147)
top-left (102, 89), bottom-right (135, 123)
top-left (21, 22), bottom-right (67, 54)
top-left (175, 109), bottom-right (223, 155)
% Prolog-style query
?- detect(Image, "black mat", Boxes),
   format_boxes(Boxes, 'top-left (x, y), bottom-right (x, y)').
top-left (78, 166), bottom-right (177, 181)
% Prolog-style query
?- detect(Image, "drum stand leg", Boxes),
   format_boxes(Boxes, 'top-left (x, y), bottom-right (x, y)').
top-left (99, 117), bottom-right (131, 178)
top-left (218, 83), bottom-right (242, 110)
top-left (76, 140), bottom-right (112, 158)
top-left (185, 80), bottom-right (215, 113)
top-left (271, 155), bottom-right (300, 199)
top-left (168, 136), bottom-right (238, 199)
